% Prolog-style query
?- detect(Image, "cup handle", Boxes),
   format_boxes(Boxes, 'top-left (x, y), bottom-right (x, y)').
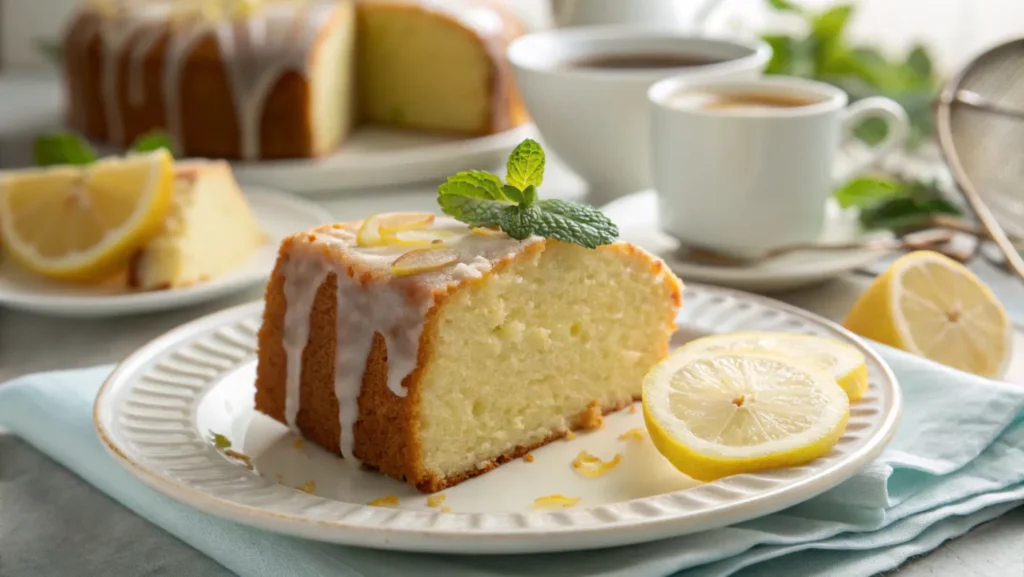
top-left (833, 96), bottom-right (910, 184)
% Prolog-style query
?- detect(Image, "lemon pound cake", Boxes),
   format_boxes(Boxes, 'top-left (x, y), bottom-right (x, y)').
top-left (253, 216), bottom-right (682, 492)
top-left (128, 159), bottom-right (265, 290)
top-left (59, 0), bottom-right (526, 160)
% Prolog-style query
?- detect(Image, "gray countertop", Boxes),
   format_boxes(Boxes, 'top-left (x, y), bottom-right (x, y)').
top-left (1, 73), bottom-right (1022, 577)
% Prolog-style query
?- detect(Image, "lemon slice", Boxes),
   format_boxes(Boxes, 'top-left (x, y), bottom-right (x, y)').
top-left (843, 250), bottom-right (1011, 378)
top-left (0, 149), bottom-right (174, 282)
top-left (391, 248), bottom-right (460, 276)
top-left (642, 349), bottom-right (849, 481)
top-left (377, 212), bottom-right (435, 234)
top-left (387, 229), bottom-right (464, 247)
top-left (679, 332), bottom-right (869, 401)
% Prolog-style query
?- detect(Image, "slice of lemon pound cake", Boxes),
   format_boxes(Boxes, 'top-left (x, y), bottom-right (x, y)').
top-left (254, 139), bottom-right (682, 492)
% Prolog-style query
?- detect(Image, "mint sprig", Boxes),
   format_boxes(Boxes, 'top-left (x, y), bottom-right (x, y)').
top-left (33, 130), bottom-right (177, 167)
top-left (437, 139), bottom-right (618, 248)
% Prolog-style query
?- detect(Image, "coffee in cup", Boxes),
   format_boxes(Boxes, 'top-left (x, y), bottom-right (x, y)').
top-left (647, 76), bottom-right (910, 258)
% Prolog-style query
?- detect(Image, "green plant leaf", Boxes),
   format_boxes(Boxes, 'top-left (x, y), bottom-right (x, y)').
top-left (502, 183), bottom-right (526, 205)
top-left (33, 132), bottom-right (97, 166)
top-left (505, 138), bottom-right (545, 191)
top-left (833, 177), bottom-right (901, 209)
top-left (498, 205), bottom-right (540, 240)
top-left (767, 0), bottom-right (802, 12)
top-left (859, 197), bottom-right (961, 231)
top-left (811, 5), bottom-right (854, 42)
top-left (522, 184), bottom-right (538, 206)
top-left (906, 44), bottom-right (933, 80)
top-left (130, 130), bottom-right (175, 155)
top-left (438, 170), bottom-right (511, 202)
top-left (437, 194), bottom-right (508, 228)
top-left (530, 199), bottom-right (619, 249)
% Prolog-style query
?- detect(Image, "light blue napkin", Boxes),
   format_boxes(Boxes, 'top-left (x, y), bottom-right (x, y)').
top-left (2, 345), bottom-right (1024, 577)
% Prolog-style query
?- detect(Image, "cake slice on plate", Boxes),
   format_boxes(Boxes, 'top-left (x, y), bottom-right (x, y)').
top-left (128, 160), bottom-right (266, 290)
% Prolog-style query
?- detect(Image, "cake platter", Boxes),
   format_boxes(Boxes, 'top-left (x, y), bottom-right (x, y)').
top-left (230, 124), bottom-right (537, 195)
top-left (0, 187), bottom-right (332, 318)
top-left (93, 283), bottom-right (901, 554)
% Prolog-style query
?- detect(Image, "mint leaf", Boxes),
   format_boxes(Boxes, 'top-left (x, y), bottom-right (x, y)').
top-left (439, 170), bottom-right (510, 201)
top-left (506, 138), bottom-right (545, 191)
top-left (502, 184), bottom-right (526, 205)
top-left (209, 431), bottom-right (232, 449)
top-left (499, 205), bottom-right (540, 240)
top-left (532, 199), bottom-right (619, 249)
top-left (34, 132), bottom-right (97, 166)
top-left (834, 177), bottom-right (900, 209)
top-left (130, 130), bottom-right (175, 155)
top-left (522, 184), bottom-right (538, 206)
top-left (438, 194), bottom-right (507, 228)
top-left (767, 0), bottom-right (801, 12)
top-left (859, 197), bottom-right (960, 231)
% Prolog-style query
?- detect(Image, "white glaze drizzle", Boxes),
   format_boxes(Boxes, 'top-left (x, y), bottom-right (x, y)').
top-left (279, 218), bottom-right (537, 460)
top-left (80, 1), bottom-right (336, 159)
top-left (280, 254), bottom-right (330, 431)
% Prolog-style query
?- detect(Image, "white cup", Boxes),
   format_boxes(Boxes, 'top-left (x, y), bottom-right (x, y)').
top-left (648, 75), bottom-right (910, 257)
top-left (507, 27), bottom-right (771, 203)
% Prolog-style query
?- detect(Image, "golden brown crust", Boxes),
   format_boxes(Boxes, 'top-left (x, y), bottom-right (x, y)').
top-left (254, 234), bottom-right (682, 494)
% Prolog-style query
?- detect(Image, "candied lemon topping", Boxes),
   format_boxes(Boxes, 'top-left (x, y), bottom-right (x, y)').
top-left (391, 248), bottom-right (461, 276)
top-left (618, 428), bottom-right (646, 441)
top-left (426, 494), bottom-right (447, 508)
top-left (296, 480), bottom-right (316, 494)
top-left (844, 250), bottom-right (1011, 378)
top-left (572, 450), bottom-right (622, 478)
top-left (643, 348), bottom-right (849, 482)
top-left (533, 495), bottom-right (580, 509)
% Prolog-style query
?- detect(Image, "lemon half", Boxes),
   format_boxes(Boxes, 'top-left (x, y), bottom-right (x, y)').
top-left (844, 250), bottom-right (1011, 378)
top-left (679, 331), bottom-right (869, 401)
top-left (642, 349), bottom-right (850, 482)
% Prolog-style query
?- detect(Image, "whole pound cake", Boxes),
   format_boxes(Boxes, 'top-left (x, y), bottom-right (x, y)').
top-left (59, 0), bottom-right (526, 160)
top-left (254, 217), bottom-right (683, 493)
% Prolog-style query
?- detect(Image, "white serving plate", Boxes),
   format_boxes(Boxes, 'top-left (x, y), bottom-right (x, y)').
top-left (231, 125), bottom-right (536, 195)
top-left (93, 284), bottom-right (901, 554)
top-left (0, 187), bottom-right (332, 318)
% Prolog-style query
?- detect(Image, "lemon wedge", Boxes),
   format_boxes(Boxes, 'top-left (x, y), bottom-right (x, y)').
top-left (0, 149), bottom-right (174, 282)
top-left (679, 332), bottom-right (869, 401)
top-left (642, 349), bottom-right (849, 481)
top-left (843, 250), bottom-right (1011, 378)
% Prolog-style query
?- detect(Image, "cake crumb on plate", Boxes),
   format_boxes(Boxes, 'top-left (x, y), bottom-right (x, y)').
top-left (369, 495), bottom-right (400, 507)
top-left (296, 480), bottom-right (316, 494)
top-left (618, 428), bottom-right (646, 441)
top-left (534, 495), bottom-right (580, 509)
top-left (427, 493), bottom-right (446, 508)
top-left (523, 453), bottom-right (535, 463)
top-left (579, 401), bottom-right (604, 430)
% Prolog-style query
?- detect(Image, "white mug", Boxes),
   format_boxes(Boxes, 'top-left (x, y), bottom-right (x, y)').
top-left (507, 28), bottom-right (771, 204)
top-left (648, 75), bottom-right (910, 257)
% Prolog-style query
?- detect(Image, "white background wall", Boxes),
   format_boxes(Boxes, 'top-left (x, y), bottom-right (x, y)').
top-left (2, 0), bottom-right (1024, 74)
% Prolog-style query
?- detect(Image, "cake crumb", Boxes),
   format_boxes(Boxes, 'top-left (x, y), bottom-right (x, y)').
top-left (580, 401), bottom-right (604, 430)
top-left (296, 480), bottom-right (316, 494)
top-left (332, 223), bottom-right (343, 229)
top-left (224, 448), bottom-right (253, 470)
top-left (523, 453), bottom-right (535, 463)
top-left (565, 430), bottom-right (576, 441)
top-left (293, 439), bottom-right (305, 449)
top-left (533, 495), bottom-right (580, 509)
top-left (628, 404), bottom-right (637, 414)
top-left (307, 233), bottom-right (317, 242)
top-left (572, 450), bottom-right (622, 478)
top-left (369, 495), bottom-right (400, 508)
top-left (440, 506), bottom-right (452, 513)
top-left (427, 493), bottom-right (447, 508)
top-left (618, 428), bottom-right (646, 441)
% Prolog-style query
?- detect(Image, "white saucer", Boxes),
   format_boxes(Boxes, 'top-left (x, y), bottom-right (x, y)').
top-left (601, 191), bottom-right (893, 293)
top-left (231, 124), bottom-right (536, 195)
top-left (0, 187), bottom-right (332, 318)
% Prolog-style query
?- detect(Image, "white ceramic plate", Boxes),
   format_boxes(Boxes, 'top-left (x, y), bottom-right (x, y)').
top-left (94, 284), bottom-right (901, 554)
top-left (602, 191), bottom-right (894, 293)
top-left (231, 125), bottom-right (536, 195)
top-left (0, 187), bottom-right (331, 318)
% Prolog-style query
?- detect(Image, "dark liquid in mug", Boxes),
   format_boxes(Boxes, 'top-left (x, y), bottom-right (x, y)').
top-left (567, 53), bottom-right (726, 70)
